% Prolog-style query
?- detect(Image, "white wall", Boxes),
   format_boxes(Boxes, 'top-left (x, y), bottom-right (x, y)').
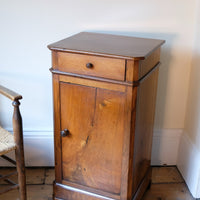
top-left (184, 1), bottom-right (200, 152)
top-left (177, 1), bottom-right (200, 198)
top-left (0, 0), bottom-right (197, 168)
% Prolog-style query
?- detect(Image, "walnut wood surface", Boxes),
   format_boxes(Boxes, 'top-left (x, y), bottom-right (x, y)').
top-left (57, 52), bottom-right (125, 81)
top-left (139, 48), bottom-right (160, 79)
top-left (50, 68), bottom-right (134, 87)
top-left (132, 68), bottom-right (159, 196)
top-left (119, 86), bottom-right (135, 200)
top-left (49, 32), bottom-right (164, 200)
top-left (52, 74), bottom-right (62, 182)
top-left (59, 75), bottom-right (126, 92)
top-left (60, 83), bottom-right (125, 194)
top-left (48, 32), bottom-right (164, 60)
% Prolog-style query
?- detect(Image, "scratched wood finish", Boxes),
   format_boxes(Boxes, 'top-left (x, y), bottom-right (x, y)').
top-left (60, 83), bottom-right (125, 194)
top-left (57, 52), bottom-right (126, 81)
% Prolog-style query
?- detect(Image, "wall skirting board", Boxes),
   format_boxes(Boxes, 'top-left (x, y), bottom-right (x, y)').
top-left (177, 131), bottom-right (200, 198)
top-left (151, 129), bottom-right (183, 165)
top-left (2, 128), bottom-right (200, 198)
top-left (0, 130), bottom-right (54, 167)
top-left (0, 128), bottom-right (182, 167)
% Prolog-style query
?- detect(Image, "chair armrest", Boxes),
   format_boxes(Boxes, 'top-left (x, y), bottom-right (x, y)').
top-left (0, 85), bottom-right (22, 101)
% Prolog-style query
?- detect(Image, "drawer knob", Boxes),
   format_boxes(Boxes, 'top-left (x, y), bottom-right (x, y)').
top-left (61, 129), bottom-right (70, 137)
top-left (86, 63), bottom-right (93, 69)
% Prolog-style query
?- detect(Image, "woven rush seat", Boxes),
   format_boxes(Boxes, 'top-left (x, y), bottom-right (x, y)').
top-left (0, 126), bottom-right (16, 156)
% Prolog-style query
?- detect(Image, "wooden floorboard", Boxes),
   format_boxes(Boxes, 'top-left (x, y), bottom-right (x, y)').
top-left (0, 166), bottom-right (195, 200)
top-left (142, 183), bottom-right (195, 200)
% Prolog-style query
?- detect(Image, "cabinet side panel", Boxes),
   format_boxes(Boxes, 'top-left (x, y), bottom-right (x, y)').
top-left (139, 48), bottom-right (160, 79)
top-left (132, 67), bottom-right (159, 195)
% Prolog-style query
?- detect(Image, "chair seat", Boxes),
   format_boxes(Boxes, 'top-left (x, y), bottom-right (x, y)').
top-left (0, 126), bottom-right (16, 156)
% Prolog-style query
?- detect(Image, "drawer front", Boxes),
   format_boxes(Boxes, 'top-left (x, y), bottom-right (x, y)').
top-left (57, 52), bottom-right (126, 81)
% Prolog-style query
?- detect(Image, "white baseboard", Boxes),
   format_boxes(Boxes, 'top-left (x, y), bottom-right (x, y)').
top-left (177, 131), bottom-right (200, 198)
top-left (1, 128), bottom-right (182, 167)
top-left (0, 130), bottom-right (54, 167)
top-left (2, 128), bottom-right (199, 199)
top-left (151, 129), bottom-right (182, 165)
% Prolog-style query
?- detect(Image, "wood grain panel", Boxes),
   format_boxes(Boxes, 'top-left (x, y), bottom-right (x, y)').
top-left (139, 48), bottom-right (160, 79)
top-left (119, 86), bottom-right (135, 200)
top-left (132, 68), bottom-right (159, 195)
top-left (59, 75), bottom-right (126, 92)
top-left (125, 60), bottom-right (140, 83)
top-left (52, 51), bottom-right (58, 70)
top-left (60, 83), bottom-right (125, 194)
top-left (57, 52), bottom-right (125, 81)
top-left (90, 88), bottom-right (125, 194)
top-left (60, 83), bottom-right (96, 188)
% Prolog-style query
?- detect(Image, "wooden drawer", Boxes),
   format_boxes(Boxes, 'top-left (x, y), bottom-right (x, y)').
top-left (57, 52), bottom-right (126, 81)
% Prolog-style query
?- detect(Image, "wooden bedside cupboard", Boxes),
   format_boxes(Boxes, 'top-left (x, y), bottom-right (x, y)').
top-left (48, 32), bottom-right (165, 200)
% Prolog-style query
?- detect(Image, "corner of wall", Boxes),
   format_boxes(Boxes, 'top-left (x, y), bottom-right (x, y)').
top-left (151, 129), bottom-right (182, 166)
top-left (177, 130), bottom-right (200, 198)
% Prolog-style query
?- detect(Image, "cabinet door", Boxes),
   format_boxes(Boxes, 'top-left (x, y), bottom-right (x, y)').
top-left (60, 82), bottom-right (125, 195)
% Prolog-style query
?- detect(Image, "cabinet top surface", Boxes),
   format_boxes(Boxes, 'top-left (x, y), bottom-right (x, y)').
top-left (48, 32), bottom-right (165, 60)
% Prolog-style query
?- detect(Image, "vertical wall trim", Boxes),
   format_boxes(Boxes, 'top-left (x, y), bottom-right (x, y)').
top-left (177, 131), bottom-right (200, 198)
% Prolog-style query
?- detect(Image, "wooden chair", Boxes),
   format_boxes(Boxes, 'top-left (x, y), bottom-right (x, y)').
top-left (0, 85), bottom-right (27, 200)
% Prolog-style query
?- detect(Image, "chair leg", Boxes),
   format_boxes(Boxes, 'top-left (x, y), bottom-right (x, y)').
top-left (13, 100), bottom-right (27, 200)
top-left (15, 147), bottom-right (26, 200)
